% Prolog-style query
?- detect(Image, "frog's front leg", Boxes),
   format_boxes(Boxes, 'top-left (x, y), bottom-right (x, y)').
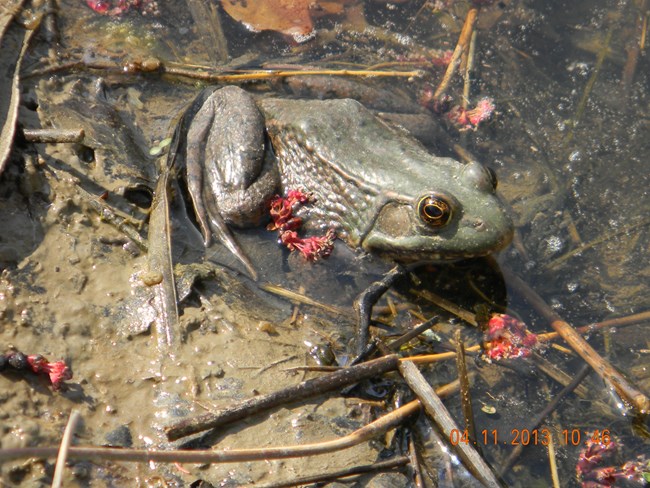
top-left (185, 86), bottom-right (279, 279)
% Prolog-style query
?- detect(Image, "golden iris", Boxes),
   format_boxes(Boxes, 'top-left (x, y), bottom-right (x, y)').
top-left (417, 194), bottom-right (453, 228)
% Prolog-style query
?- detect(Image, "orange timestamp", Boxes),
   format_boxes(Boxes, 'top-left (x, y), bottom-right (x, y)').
top-left (449, 428), bottom-right (612, 447)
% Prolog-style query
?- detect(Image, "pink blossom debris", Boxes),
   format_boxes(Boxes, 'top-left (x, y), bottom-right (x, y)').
top-left (1, 351), bottom-right (72, 391)
top-left (577, 434), bottom-right (648, 487)
top-left (483, 313), bottom-right (538, 361)
top-left (268, 190), bottom-right (336, 261)
top-left (446, 98), bottom-right (495, 131)
top-left (85, 0), bottom-right (160, 16)
top-left (26, 355), bottom-right (73, 390)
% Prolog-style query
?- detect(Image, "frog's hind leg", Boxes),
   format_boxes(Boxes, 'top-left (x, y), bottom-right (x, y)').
top-left (204, 199), bottom-right (258, 281)
top-left (186, 97), bottom-right (217, 247)
top-left (185, 88), bottom-right (260, 280)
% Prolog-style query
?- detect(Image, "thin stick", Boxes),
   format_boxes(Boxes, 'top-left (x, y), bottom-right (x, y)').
top-left (386, 315), bottom-right (439, 351)
top-left (536, 310), bottom-right (650, 342)
top-left (544, 216), bottom-right (650, 270)
top-left (533, 354), bottom-right (590, 399)
top-left (165, 354), bottom-right (401, 441)
top-left (403, 309), bottom-right (650, 366)
top-left (433, 7), bottom-right (479, 100)
top-left (0, 401), bottom-right (422, 464)
top-left (410, 289), bottom-right (478, 326)
top-left (455, 330), bottom-right (477, 446)
top-left (22, 128), bottom-right (84, 143)
top-left (547, 426), bottom-right (561, 488)
top-left (44, 165), bottom-right (147, 250)
top-left (398, 360), bottom-right (501, 488)
top-left (26, 60), bottom-right (423, 82)
top-left (260, 283), bottom-right (348, 316)
top-left (408, 433), bottom-right (425, 488)
top-left (503, 267), bottom-right (650, 415)
top-left (51, 410), bottom-right (81, 488)
top-left (255, 456), bottom-right (409, 488)
top-left (497, 364), bottom-right (591, 476)
top-left (405, 348), bottom-right (480, 365)
top-left (462, 30), bottom-right (477, 109)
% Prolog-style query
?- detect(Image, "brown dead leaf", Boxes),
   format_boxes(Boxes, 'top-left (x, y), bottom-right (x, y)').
top-left (221, 0), bottom-right (314, 42)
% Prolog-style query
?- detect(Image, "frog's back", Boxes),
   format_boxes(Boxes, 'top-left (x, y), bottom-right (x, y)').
top-left (259, 98), bottom-right (459, 195)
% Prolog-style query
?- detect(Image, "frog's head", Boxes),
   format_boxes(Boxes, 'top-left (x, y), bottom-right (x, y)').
top-left (361, 161), bottom-right (513, 262)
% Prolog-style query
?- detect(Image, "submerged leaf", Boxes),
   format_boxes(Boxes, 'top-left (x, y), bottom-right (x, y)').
top-left (221, 0), bottom-right (314, 42)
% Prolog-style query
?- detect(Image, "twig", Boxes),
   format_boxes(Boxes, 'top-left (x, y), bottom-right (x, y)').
top-left (401, 309), bottom-right (649, 366)
top-left (0, 401), bottom-right (422, 464)
top-left (398, 360), bottom-right (502, 488)
top-left (537, 310), bottom-right (650, 342)
top-left (260, 283), bottom-right (348, 316)
top-left (44, 165), bottom-right (147, 250)
top-left (433, 7), bottom-right (479, 100)
top-left (254, 456), bottom-right (409, 488)
top-left (455, 330), bottom-right (477, 446)
top-left (547, 425), bottom-right (561, 488)
top-left (497, 364), bottom-right (591, 477)
top-left (502, 267), bottom-right (650, 415)
top-left (544, 216), bottom-right (650, 270)
top-left (410, 289), bottom-right (478, 326)
top-left (408, 432), bottom-right (425, 488)
top-left (462, 30), bottom-right (477, 110)
top-left (386, 315), bottom-right (439, 351)
top-left (405, 348), bottom-right (479, 365)
top-left (52, 410), bottom-right (81, 488)
top-left (26, 59), bottom-right (423, 82)
top-left (532, 354), bottom-right (590, 399)
top-left (165, 354), bottom-right (401, 441)
top-left (22, 128), bottom-right (84, 143)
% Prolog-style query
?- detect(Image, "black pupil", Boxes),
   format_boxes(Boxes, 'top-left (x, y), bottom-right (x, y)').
top-left (425, 203), bottom-right (443, 219)
top-left (419, 195), bottom-right (452, 227)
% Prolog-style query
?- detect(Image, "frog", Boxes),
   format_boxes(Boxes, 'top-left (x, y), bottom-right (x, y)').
top-left (183, 85), bottom-right (513, 279)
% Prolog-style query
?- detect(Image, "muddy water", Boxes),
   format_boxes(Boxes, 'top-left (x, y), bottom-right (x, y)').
top-left (1, 1), bottom-right (649, 487)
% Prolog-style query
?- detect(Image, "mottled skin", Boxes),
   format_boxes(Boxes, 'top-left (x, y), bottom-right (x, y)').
top-left (185, 86), bottom-right (513, 271)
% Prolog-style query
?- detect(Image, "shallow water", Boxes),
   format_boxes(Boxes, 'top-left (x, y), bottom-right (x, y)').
top-left (0, 1), bottom-right (648, 487)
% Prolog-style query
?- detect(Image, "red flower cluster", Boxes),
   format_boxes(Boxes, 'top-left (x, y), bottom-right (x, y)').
top-left (279, 229), bottom-right (337, 261)
top-left (577, 435), bottom-right (648, 487)
top-left (0, 351), bottom-right (72, 391)
top-left (27, 355), bottom-right (73, 391)
top-left (268, 190), bottom-right (336, 261)
top-left (446, 98), bottom-right (495, 131)
top-left (483, 314), bottom-right (538, 361)
top-left (85, 0), bottom-right (159, 16)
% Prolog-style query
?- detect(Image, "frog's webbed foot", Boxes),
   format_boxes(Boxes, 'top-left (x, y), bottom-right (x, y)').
top-left (353, 264), bottom-right (407, 356)
top-left (205, 208), bottom-right (259, 281)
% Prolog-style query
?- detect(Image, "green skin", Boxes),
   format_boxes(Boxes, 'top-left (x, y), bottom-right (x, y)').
top-left (185, 86), bottom-right (513, 267)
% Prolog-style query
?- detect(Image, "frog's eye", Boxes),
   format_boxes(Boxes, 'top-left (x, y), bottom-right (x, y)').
top-left (417, 194), bottom-right (454, 228)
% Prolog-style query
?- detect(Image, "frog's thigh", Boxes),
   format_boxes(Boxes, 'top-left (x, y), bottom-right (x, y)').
top-left (214, 158), bottom-right (280, 227)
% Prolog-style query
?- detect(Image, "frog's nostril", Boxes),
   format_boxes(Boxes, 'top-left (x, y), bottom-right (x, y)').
top-left (472, 219), bottom-right (487, 232)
